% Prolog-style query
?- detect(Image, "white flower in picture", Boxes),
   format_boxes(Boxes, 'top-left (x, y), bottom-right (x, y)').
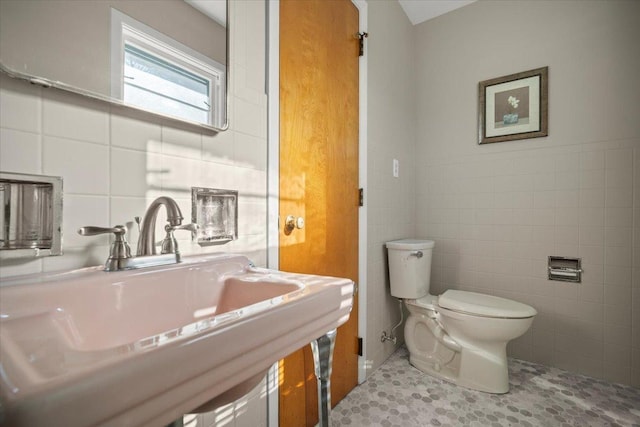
top-left (507, 95), bottom-right (519, 110)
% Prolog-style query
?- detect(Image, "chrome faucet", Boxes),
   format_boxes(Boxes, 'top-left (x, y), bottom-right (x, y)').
top-left (137, 196), bottom-right (184, 256)
top-left (79, 196), bottom-right (196, 271)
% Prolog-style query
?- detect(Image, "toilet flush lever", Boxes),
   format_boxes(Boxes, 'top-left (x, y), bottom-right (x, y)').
top-left (410, 251), bottom-right (423, 258)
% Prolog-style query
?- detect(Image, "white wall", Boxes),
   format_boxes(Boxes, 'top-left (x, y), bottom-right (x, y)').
top-left (365, 0), bottom-right (417, 373)
top-left (0, 0), bottom-right (269, 424)
top-left (415, 0), bottom-right (640, 386)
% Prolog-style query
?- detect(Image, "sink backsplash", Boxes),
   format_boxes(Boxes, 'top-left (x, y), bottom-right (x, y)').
top-left (0, 2), bottom-right (267, 279)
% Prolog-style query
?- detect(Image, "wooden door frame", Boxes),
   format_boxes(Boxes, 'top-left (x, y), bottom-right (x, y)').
top-left (266, 0), bottom-right (368, 425)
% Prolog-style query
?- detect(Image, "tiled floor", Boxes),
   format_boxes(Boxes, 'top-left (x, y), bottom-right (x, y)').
top-left (331, 347), bottom-right (640, 427)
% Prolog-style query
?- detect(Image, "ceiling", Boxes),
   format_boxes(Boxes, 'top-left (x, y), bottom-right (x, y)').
top-left (184, 0), bottom-right (475, 29)
top-left (184, 0), bottom-right (226, 27)
top-left (398, 0), bottom-right (476, 25)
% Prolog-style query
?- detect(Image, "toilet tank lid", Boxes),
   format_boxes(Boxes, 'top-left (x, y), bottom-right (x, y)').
top-left (386, 239), bottom-right (435, 250)
top-left (438, 290), bottom-right (537, 318)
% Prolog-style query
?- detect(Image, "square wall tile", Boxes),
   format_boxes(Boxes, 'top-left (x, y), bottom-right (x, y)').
top-left (555, 207), bottom-right (579, 226)
top-left (111, 110), bottom-right (162, 152)
top-left (42, 90), bottom-right (108, 144)
top-left (0, 74), bottom-right (41, 133)
top-left (604, 285), bottom-right (632, 310)
top-left (605, 148), bottom-right (633, 171)
top-left (579, 207), bottom-right (604, 227)
top-left (578, 245), bottom-right (604, 266)
top-left (533, 173), bottom-right (556, 191)
top-left (605, 245), bottom-right (632, 267)
top-left (555, 152), bottom-right (581, 172)
top-left (162, 126), bottom-right (202, 160)
top-left (0, 128), bottom-right (41, 174)
top-left (605, 207), bottom-right (633, 227)
top-left (604, 323), bottom-right (631, 346)
top-left (111, 148), bottom-right (161, 197)
top-left (238, 201), bottom-right (267, 236)
top-left (606, 167), bottom-right (633, 189)
top-left (62, 195), bottom-right (110, 248)
top-left (42, 136), bottom-right (109, 195)
top-left (578, 282), bottom-right (604, 303)
top-left (556, 171), bottom-right (579, 190)
top-left (580, 150), bottom-right (605, 170)
top-left (581, 263), bottom-right (606, 286)
top-left (161, 155), bottom-right (203, 194)
top-left (580, 168), bottom-right (605, 189)
top-left (235, 133), bottom-right (267, 171)
top-left (579, 227), bottom-right (604, 247)
top-left (202, 129), bottom-right (235, 165)
top-left (605, 227), bottom-right (632, 248)
top-left (555, 226), bottom-right (579, 246)
top-left (580, 188), bottom-right (605, 208)
top-left (233, 97), bottom-right (267, 139)
top-left (555, 190), bottom-right (579, 208)
top-left (606, 189), bottom-right (633, 208)
top-left (604, 303), bottom-right (632, 326)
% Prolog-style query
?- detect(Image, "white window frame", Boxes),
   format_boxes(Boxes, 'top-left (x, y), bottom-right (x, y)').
top-left (110, 8), bottom-right (225, 127)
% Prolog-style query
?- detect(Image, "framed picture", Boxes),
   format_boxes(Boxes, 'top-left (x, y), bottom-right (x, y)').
top-left (478, 66), bottom-right (548, 144)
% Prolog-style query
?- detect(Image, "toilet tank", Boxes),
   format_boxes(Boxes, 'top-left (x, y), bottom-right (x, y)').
top-left (386, 239), bottom-right (435, 299)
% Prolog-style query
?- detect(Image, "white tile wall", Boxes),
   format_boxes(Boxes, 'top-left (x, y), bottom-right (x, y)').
top-left (0, 0), bottom-right (270, 424)
top-left (0, 2), bottom-right (267, 277)
top-left (365, 0), bottom-right (417, 374)
top-left (418, 142), bottom-right (640, 386)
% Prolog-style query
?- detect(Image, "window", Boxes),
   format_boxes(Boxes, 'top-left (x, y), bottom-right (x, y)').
top-left (111, 9), bottom-right (225, 127)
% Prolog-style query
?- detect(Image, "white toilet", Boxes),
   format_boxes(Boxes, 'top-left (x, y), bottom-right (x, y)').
top-left (386, 239), bottom-right (537, 394)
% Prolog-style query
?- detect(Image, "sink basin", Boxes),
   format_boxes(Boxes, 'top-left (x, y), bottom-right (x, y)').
top-left (0, 254), bottom-right (354, 427)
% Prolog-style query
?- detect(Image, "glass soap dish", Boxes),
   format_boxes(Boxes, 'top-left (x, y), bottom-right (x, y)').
top-left (0, 172), bottom-right (63, 257)
top-left (191, 187), bottom-right (238, 246)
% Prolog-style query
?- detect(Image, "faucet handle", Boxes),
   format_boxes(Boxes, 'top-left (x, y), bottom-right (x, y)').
top-left (160, 223), bottom-right (198, 255)
top-left (78, 225), bottom-right (126, 237)
top-left (78, 225), bottom-right (132, 271)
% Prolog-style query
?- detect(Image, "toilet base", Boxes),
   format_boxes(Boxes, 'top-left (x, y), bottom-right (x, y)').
top-left (404, 309), bottom-right (515, 394)
top-left (409, 351), bottom-right (459, 387)
top-left (409, 346), bottom-right (510, 394)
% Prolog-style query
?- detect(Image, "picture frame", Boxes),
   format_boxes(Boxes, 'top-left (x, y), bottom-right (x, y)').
top-left (478, 66), bottom-right (548, 144)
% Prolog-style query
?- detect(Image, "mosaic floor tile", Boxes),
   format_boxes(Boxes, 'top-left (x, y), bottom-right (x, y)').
top-left (331, 346), bottom-right (640, 427)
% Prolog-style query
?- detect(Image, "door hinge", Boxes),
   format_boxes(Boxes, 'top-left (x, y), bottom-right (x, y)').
top-left (358, 188), bottom-right (364, 207)
top-left (357, 32), bottom-right (368, 57)
top-left (357, 337), bottom-right (363, 356)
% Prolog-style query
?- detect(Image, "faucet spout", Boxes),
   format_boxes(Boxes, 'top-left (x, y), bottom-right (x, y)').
top-left (137, 196), bottom-right (184, 256)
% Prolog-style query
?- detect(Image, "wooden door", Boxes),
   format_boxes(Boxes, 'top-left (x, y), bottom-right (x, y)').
top-left (278, 0), bottom-right (360, 426)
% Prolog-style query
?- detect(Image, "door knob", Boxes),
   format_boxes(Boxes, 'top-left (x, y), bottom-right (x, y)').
top-left (284, 215), bottom-right (304, 233)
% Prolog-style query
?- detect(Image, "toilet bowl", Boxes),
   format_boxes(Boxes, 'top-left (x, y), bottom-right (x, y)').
top-left (386, 239), bottom-right (537, 394)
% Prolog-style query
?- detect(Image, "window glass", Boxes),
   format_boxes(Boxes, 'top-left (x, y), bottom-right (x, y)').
top-left (123, 44), bottom-right (212, 124)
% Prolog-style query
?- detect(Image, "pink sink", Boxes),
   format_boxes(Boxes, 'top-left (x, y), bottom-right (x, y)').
top-left (0, 254), bottom-right (354, 427)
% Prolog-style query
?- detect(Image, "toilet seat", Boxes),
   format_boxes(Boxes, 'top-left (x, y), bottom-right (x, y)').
top-left (438, 290), bottom-right (537, 319)
top-left (406, 291), bottom-right (537, 319)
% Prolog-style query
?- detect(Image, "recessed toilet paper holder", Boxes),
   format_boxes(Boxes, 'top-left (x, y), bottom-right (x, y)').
top-left (548, 256), bottom-right (582, 283)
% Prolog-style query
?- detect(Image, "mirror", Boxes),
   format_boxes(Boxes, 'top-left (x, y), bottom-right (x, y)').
top-left (0, 0), bottom-right (228, 131)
